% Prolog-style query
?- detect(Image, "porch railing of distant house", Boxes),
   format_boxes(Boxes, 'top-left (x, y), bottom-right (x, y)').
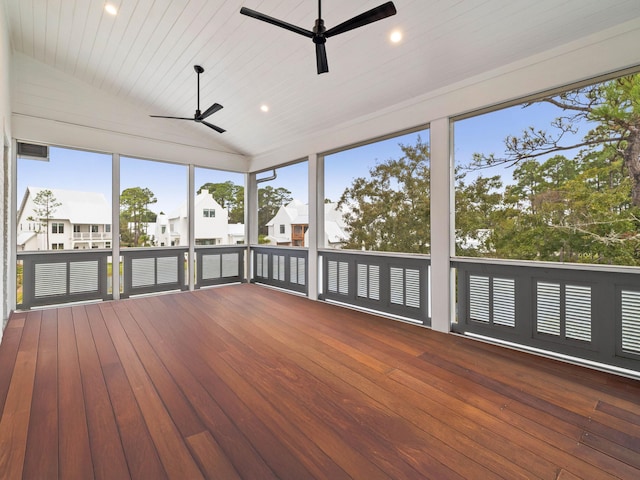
top-left (72, 232), bottom-right (112, 240)
top-left (250, 246), bottom-right (308, 294)
top-left (318, 249), bottom-right (431, 326)
top-left (452, 257), bottom-right (640, 372)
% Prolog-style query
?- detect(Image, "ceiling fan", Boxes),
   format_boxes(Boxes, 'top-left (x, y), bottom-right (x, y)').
top-left (149, 65), bottom-right (226, 133)
top-left (240, 1), bottom-right (397, 74)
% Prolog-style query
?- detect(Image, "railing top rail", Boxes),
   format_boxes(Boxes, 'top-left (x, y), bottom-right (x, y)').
top-left (250, 245), bottom-right (309, 252)
top-left (194, 245), bottom-right (247, 251)
top-left (120, 246), bottom-right (189, 253)
top-left (319, 248), bottom-right (431, 261)
top-left (17, 249), bottom-right (111, 258)
top-left (452, 255), bottom-right (640, 275)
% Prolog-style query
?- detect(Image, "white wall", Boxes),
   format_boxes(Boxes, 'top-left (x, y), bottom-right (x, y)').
top-left (1, 1), bottom-right (13, 331)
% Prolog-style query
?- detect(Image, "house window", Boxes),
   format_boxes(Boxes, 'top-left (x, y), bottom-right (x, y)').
top-left (105, 242), bottom-right (111, 248)
top-left (52, 223), bottom-right (64, 234)
top-left (91, 225), bottom-right (99, 233)
top-left (52, 243), bottom-right (64, 250)
top-left (73, 225), bottom-right (81, 233)
top-left (280, 224), bottom-right (285, 234)
top-left (161, 226), bottom-right (166, 234)
top-left (203, 208), bottom-right (216, 218)
top-left (105, 224), bottom-right (111, 233)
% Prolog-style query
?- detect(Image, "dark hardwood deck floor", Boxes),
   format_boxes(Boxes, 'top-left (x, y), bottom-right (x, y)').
top-left (0, 284), bottom-right (639, 479)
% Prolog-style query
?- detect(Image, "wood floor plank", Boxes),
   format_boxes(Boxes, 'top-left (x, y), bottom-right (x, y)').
top-left (106, 302), bottom-right (204, 480)
top-left (22, 308), bottom-right (58, 480)
top-left (88, 303), bottom-right (168, 480)
top-left (0, 310), bottom-right (41, 480)
top-left (57, 307), bottom-right (94, 480)
top-left (72, 306), bottom-right (130, 480)
top-left (186, 431), bottom-right (242, 480)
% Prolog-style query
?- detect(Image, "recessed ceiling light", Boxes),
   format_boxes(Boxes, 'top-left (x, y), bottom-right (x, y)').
top-left (390, 30), bottom-right (402, 43)
top-left (260, 105), bottom-right (269, 113)
top-left (105, 3), bottom-right (118, 15)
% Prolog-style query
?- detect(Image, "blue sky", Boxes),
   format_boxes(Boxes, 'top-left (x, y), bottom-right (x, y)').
top-left (18, 98), bottom-right (595, 216)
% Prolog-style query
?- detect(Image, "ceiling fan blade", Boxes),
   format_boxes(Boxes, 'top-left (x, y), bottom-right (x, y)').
top-left (240, 7), bottom-right (314, 38)
top-left (316, 42), bottom-right (329, 74)
top-left (149, 115), bottom-right (194, 120)
top-left (325, 1), bottom-right (396, 38)
top-left (199, 102), bottom-right (223, 120)
top-left (201, 120), bottom-right (226, 134)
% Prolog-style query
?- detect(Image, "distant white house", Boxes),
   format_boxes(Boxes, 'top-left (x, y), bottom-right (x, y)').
top-left (164, 191), bottom-right (245, 246)
top-left (17, 187), bottom-right (112, 251)
top-left (265, 199), bottom-right (348, 248)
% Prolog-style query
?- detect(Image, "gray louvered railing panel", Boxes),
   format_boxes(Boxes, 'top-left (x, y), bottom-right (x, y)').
top-left (222, 253), bottom-right (239, 278)
top-left (157, 257), bottom-right (178, 285)
top-left (493, 278), bottom-right (515, 327)
top-left (69, 260), bottom-right (99, 294)
top-left (565, 285), bottom-right (592, 342)
top-left (19, 250), bottom-right (111, 309)
top-left (454, 258), bottom-right (640, 373)
top-left (469, 275), bottom-right (490, 323)
top-left (35, 263), bottom-right (67, 297)
top-left (122, 248), bottom-right (188, 298)
top-left (621, 290), bottom-right (640, 355)
top-left (405, 269), bottom-right (421, 309)
top-left (250, 246), bottom-right (307, 294)
top-left (320, 250), bottom-right (430, 325)
top-left (131, 258), bottom-right (155, 288)
top-left (536, 282), bottom-right (561, 336)
top-left (202, 254), bottom-right (222, 279)
top-left (195, 246), bottom-right (245, 288)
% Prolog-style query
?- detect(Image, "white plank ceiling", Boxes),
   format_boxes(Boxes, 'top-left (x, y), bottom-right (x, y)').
top-left (4, 0), bottom-right (640, 162)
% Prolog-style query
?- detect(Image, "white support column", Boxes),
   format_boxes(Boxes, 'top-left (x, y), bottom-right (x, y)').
top-left (246, 172), bottom-right (258, 245)
top-left (111, 153), bottom-right (120, 300)
top-left (245, 172), bottom-right (258, 281)
top-left (429, 117), bottom-right (454, 333)
top-left (307, 154), bottom-right (323, 300)
top-left (188, 164), bottom-right (195, 290)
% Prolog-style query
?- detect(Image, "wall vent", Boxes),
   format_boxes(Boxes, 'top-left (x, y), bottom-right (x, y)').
top-left (17, 142), bottom-right (49, 161)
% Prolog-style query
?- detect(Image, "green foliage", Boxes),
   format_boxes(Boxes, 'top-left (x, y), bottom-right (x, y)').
top-left (456, 74), bottom-right (640, 265)
top-left (120, 187), bottom-right (157, 247)
top-left (339, 136), bottom-right (430, 253)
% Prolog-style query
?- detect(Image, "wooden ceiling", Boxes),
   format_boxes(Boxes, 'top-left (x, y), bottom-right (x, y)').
top-left (4, 0), bottom-right (640, 164)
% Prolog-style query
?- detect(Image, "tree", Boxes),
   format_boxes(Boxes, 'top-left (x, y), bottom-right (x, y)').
top-left (198, 181), bottom-right (245, 223)
top-left (120, 187), bottom-right (157, 247)
top-left (258, 186), bottom-right (293, 235)
top-left (472, 74), bottom-right (640, 204)
top-left (461, 74), bottom-right (640, 264)
top-left (338, 136), bottom-right (430, 253)
top-left (32, 189), bottom-right (61, 250)
top-left (455, 173), bottom-right (503, 255)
